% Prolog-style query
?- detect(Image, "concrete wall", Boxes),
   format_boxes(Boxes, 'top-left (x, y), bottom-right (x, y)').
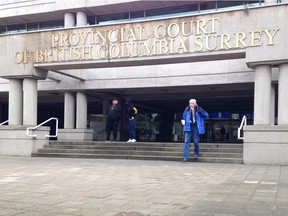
top-left (244, 125), bottom-right (288, 165)
top-left (36, 59), bottom-right (254, 91)
top-left (1, 4), bottom-right (287, 81)
top-left (0, 125), bottom-right (50, 156)
top-left (1, 0), bottom-right (287, 19)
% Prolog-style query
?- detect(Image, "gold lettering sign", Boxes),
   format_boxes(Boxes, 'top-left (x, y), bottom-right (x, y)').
top-left (13, 17), bottom-right (280, 64)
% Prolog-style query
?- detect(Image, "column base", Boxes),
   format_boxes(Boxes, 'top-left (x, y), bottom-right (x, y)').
top-left (0, 125), bottom-right (50, 156)
top-left (58, 128), bottom-right (93, 141)
top-left (244, 125), bottom-right (288, 165)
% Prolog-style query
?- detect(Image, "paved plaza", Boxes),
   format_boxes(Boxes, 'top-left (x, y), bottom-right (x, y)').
top-left (0, 156), bottom-right (288, 216)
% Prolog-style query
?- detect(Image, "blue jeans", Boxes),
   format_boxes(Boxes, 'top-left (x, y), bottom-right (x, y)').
top-left (128, 119), bottom-right (136, 139)
top-left (183, 124), bottom-right (200, 160)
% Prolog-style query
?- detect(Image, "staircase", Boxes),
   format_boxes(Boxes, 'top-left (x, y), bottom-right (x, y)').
top-left (32, 141), bottom-right (243, 164)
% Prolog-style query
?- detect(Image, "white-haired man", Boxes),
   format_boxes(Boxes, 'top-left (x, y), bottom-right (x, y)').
top-left (181, 99), bottom-right (209, 161)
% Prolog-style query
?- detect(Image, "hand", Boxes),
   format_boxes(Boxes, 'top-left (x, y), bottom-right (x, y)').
top-left (181, 119), bottom-right (185, 125)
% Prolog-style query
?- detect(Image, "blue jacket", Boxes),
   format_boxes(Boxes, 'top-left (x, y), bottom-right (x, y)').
top-left (182, 106), bottom-right (209, 134)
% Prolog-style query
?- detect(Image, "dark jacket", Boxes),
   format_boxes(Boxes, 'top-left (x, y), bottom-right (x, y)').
top-left (127, 105), bottom-right (138, 119)
top-left (126, 99), bottom-right (138, 119)
top-left (106, 104), bottom-right (122, 121)
top-left (182, 106), bottom-right (209, 134)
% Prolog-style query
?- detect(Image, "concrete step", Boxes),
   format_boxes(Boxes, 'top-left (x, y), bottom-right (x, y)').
top-left (49, 141), bottom-right (243, 149)
top-left (33, 141), bottom-right (243, 164)
top-left (32, 152), bottom-right (243, 164)
top-left (42, 145), bottom-right (243, 153)
top-left (36, 148), bottom-right (243, 158)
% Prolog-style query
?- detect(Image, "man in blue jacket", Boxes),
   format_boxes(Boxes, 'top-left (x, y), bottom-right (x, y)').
top-left (181, 99), bottom-right (209, 161)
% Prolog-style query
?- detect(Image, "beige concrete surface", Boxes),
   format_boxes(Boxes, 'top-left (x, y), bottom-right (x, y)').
top-left (0, 156), bottom-right (287, 216)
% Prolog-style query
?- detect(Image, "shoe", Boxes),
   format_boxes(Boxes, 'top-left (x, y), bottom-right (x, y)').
top-left (193, 154), bottom-right (198, 159)
top-left (127, 139), bottom-right (132, 142)
top-left (105, 140), bottom-right (110, 142)
top-left (182, 158), bottom-right (188, 162)
top-left (112, 140), bottom-right (116, 143)
top-left (131, 139), bottom-right (136, 142)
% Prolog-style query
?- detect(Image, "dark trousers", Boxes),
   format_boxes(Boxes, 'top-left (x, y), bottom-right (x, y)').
top-left (128, 118), bottom-right (136, 139)
top-left (106, 119), bottom-right (119, 141)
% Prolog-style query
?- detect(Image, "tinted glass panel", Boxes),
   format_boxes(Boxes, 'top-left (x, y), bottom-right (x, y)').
top-left (0, 26), bottom-right (6, 34)
top-left (7, 24), bottom-right (26, 33)
top-left (98, 12), bottom-right (129, 24)
top-left (39, 19), bottom-right (64, 30)
top-left (27, 22), bottom-right (38, 31)
top-left (200, 1), bottom-right (216, 12)
top-left (146, 4), bottom-right (198, 19)
top-left (131, 11), bottom-right (144, 21)
top-left (217, 1), bottom-right (262, 9)
top-left (87, 16), bottom-right (96, 25)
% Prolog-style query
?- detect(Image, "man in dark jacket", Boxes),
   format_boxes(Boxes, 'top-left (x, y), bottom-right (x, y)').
top-left (105, 97), bottom-right (122, 142)
top-left (181, 99), bottom-right (209, 161)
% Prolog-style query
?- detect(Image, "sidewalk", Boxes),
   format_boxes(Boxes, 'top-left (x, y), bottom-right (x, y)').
top-left (0, 156), bottom-right (287, 216)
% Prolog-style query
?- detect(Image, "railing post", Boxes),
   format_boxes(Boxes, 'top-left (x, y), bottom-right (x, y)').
top-left (26, 117), bottom-right (58, 138)
top-left (238, 115), bottom-right (247, 140)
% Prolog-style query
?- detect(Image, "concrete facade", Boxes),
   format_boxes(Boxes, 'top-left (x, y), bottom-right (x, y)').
top-left (0, 0), bottom-right (288, 163)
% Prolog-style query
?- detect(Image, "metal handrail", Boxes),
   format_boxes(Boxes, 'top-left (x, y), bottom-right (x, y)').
top-left (26, 117), bottom-right (58, 138)
top-left (237, 115), bottom-right (247, 140)
top-left (0, 120), bottom-right (8, 126)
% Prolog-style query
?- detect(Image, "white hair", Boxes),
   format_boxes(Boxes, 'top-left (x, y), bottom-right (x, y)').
top-left (189, 99), bottom-right (197, 103)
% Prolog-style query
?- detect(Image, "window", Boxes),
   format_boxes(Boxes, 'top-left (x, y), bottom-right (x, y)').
top-left (146, 4), bottom-right (198, 19)
top-left (39, 19), bottom-right (64, 30)
top-left (0, 1), bottom-right (265, 35)
top-left (130, 11), bottom-right (144, 21)
top-left (200, 1), bottom-right (217, 12)
top-left (217, 1), bottom-right (263, 10)
top-left (87, 16), bottom-right (96, 25)
top-left (0, 26), bottom-right (6, 34)
top-left (7, 24), bottom-right (26, 33)
top-left (27, 22), bottom-right (39, 31)
top-left (98, 12), bottom-right (129, 24)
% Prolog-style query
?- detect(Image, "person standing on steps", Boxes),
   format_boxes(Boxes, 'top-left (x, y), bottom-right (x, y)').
top-left (126, 98), bottom-right (138, 143)
top-left (105, 97), bottom-right (122, 142)
top-left (181, 99), bottom-right (209, 162)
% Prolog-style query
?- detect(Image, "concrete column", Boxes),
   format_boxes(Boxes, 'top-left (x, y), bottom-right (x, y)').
top-left (254, 65), bottom-right (271, 125)
top-left (76, 92), bottom-right (87, 129)
top-left (64, 92), bottom-right (75, 129)
top-left (76, 11), bottom-right (87, 27)
top-left (8, 79), bottom-right (23, 125)
top-left (278, 63), bottom-right (288, 124)
top-left (23, 78), bottom-right (37, 125)
top-left (64, 13), bottom-right (75, 27)
top-left (270, 84), bottom-right (276, 125)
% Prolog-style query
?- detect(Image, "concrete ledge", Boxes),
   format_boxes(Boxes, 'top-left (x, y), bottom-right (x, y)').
top-left (58, 128), bottom-right (93, 141)
top-left (0, 126), bottom-right (50, 156)
top-left (243, 125), bottom-right (288, 165)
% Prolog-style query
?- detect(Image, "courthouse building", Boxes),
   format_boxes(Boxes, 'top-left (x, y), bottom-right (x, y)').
top-left (0, 0), bottom-right (288, 165)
